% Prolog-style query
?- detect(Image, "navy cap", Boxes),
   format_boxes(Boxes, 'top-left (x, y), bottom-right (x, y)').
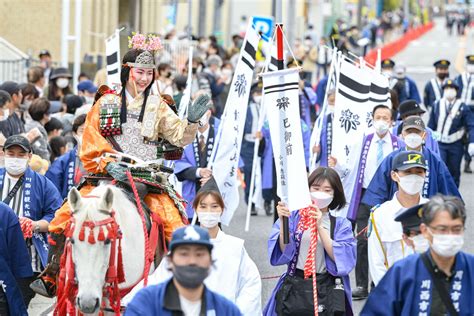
top-left (4, 135), bottom-right (31, 153)
top-left (169, 225), bottom-right (213, 252)
top-left (466, 55), bottom-right (474, 65)
top-left (402, 116), bottom-right (426, 132)
top-left (392, 150), bottom-right (427, 171)
top-left (395, 203), bottom-right (426, 232)
top-left (433, 59), bottom-right (450, 68)
top-left (381, 59), bottom-right (395, 69)
top-left (77, 80), bottom-right (97, 93)
top-left (50, 67), bottom-right (72, 80)
top-left (398, 100), bottom-right (425, 118)
top-left (442, 79), bottom-right (459, 91)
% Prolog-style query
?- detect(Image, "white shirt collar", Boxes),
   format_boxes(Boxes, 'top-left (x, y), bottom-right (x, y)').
top-left (198, 126), bottom-right (210, 142)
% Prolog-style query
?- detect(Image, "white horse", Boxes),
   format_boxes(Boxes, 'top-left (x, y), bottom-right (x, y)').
top-left (66, 185), bottom-right (145, 314)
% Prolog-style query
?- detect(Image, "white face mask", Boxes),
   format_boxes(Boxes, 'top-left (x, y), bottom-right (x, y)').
top-left (5, 157), bottom-right (28, 176)
top-left (404, 133), bottom-right (423, 149)
top-left (409, 234), bottom-right (429, 253)
top-left (84, 96), bottom-right (95, 105)
top-left (429, 229), bottom-right (464, 257)
top-left (444, 89), bottom-right (457, 101)
top-left (310, 191), bottom-right (333, 209)
top-left (198, 212), bottom-right (221, 228)
top-left (467, 64), bottom-right (474, 74)
top-left (373, 120), bottom-right (389, 135)
top-left (0, 156), bottom-right (4, 168)
top-left (382, 70), bottom-right (392, 78)
top-left (253, 95), bottom-right (262, 104)
top-left (397, 174), bottom-right (425, 195)
top-left (328, 105), bottom-right (335, 114)
top-left (0, 109), bottom-right (9, 121)
top-left (56, 78), bottom-right (69, 89)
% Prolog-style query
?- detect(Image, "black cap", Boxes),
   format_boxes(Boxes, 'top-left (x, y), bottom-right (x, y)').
top-left (398, 100), bottom-right (425, 118)
top-left (50, 67), bottom-right (72, 80)
top-left (169, 225), bottom-right (213, 252)
top-left (39, 49), bottom-right (51, 58)
top-left (198, 176), bottom-right (221, 195)
top-left (433, 59), bottom-right (450, 68)
top-left (0, 81), bottom-right (20, 97)
top-left (392, 150), bottom-right (427, 171)
top-left (381, 59), bottom-right (395, 69)
top-left (466, 55), bottom-right (474, 65)
top-left (442, 79), bottom-right (459, 91)
top-left (394, 203), bottom-right (426, 232)
top-left (402, 116), bottom-right (426, 132)
top-left (4, 135), bottom-right (32, 153)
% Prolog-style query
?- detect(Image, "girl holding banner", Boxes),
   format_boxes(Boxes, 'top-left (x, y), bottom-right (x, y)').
top-left (263, 167), bottom-right (356, 316)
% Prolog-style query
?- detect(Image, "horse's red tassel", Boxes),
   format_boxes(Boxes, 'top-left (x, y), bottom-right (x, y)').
top-left (117, 238), bottom-right (125, 283)
top-left (88, 228), bottom-right (96, 244)
top-left (78, 226), bottom-right (85, 241)
top-left (98, 226), bottom-right (105, 241)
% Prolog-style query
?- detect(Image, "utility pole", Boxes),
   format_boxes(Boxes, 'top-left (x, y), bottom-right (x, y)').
top-left (60, 0), bottom-right (70, 67)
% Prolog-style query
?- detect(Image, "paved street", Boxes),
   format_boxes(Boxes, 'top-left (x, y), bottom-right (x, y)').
top-left (28, 18), bottom-right (474, 316)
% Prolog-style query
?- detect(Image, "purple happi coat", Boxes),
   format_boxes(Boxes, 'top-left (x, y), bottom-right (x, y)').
top-left (263, 211), bottom-right (356, 316)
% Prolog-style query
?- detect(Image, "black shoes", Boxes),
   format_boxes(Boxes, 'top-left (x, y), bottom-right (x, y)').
top-left (352, 286), bottom-right (369, 300)
top-left (264, 201), bottom-right (273, 216)
top-left (250, 204), bottom-right (258, 216)
top-left (464, 163), bottom-right (472, 174)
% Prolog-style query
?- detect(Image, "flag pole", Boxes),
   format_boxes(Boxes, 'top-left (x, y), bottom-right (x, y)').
top-left (276, 23), bottom-right (289, 244)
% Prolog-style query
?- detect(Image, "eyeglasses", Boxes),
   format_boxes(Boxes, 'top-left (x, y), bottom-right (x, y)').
top-left (428, 225), bottom-right (464, 235)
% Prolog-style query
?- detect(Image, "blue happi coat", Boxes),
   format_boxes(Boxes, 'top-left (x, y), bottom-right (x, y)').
top-left (300, 85), bottom-right (317, 128)
top-left (46, 147), bottom-right (77, 199)
top-left (317, 113), bottom-right (333, 167)
top-left (261, 119), bottom-right (311, 190)
top-left (391, 121), bottom-right (440, 156)
top-left (263, 211), bottom-right (356, 315)
top-left (361, 147), bottom-right (461, 208)
top-left (315, 75), bottom-right (329, 108)
top-left (174, 118), bottom-right (220, 218)
top-left (124, 278), bottom-right (242, 316)
top-left (0, 168), bottom-right (63, 267)
top-left (362, 251), bottom-right (474, 315)
top-left (0, 203), bottom-right (32, 316)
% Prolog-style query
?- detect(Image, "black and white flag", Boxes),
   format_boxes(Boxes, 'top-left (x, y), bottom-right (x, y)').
top-left (105, 29), bottom-right (121, 89)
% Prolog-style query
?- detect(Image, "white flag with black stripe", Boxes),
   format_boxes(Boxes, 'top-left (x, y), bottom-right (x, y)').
top-left (208, 21), bottom-right (259, 225)
top-left (105, 29), bottom-right (121, 89)
top-left (261, 68), bottom-right (311, 211)
top-left (331, 59), bottom-right (390, 217)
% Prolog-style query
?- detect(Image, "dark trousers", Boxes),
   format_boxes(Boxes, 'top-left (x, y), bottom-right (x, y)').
top-left (439, 141), bottom-right (464, 187)
top-left (0, 288), bottom-right (8, 316)
top-left (355, 197), bottom-right (371, 289)
top-left (16, 273), bottom-right (39, 309)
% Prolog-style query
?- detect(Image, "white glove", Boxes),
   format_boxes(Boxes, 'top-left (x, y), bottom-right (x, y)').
top-left (469, 143), bottom-right (474, 157)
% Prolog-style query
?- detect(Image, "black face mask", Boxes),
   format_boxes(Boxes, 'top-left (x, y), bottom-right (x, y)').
top-left (192, 67), bottom-right (198, 75)
top-left (173, 265), bottom-right (209, 289)
top-left (437, 72), bottom-right (449, 80)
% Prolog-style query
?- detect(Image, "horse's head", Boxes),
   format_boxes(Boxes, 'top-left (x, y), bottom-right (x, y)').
top-left (68, 186), bottom-right (117, 314)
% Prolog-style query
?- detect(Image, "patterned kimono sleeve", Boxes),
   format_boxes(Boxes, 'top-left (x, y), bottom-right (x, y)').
top-left (151, 98), bottom-right (198, 147)
top-left (80, 100), bottom-right (116, 174)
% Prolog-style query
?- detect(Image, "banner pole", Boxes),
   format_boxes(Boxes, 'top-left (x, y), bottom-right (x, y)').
top-left (276, 23), bottom-right (289, 244)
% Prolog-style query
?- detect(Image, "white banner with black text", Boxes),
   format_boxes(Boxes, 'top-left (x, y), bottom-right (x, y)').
top-left (261, 68), bottom-right (311, 211)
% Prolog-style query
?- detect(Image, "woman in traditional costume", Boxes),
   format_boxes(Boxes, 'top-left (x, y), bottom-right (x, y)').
top-left (31, 33), bottom-right (211, 297)
top-left (264, 167), bottom-right (356, 316)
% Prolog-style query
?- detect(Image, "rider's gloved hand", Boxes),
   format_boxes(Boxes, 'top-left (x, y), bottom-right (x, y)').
top-left (105, 161), bottom-right (128, 182)
top-left (187, 93), bottom-right (212, 123)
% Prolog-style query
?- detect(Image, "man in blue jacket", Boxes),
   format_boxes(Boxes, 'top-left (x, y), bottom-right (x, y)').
top-left (0, 202), bottom-right (33, 316)
top-left (125, 225), bottom-right (242, 315)
top-left (0, 135), bottom-right (63, 307)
